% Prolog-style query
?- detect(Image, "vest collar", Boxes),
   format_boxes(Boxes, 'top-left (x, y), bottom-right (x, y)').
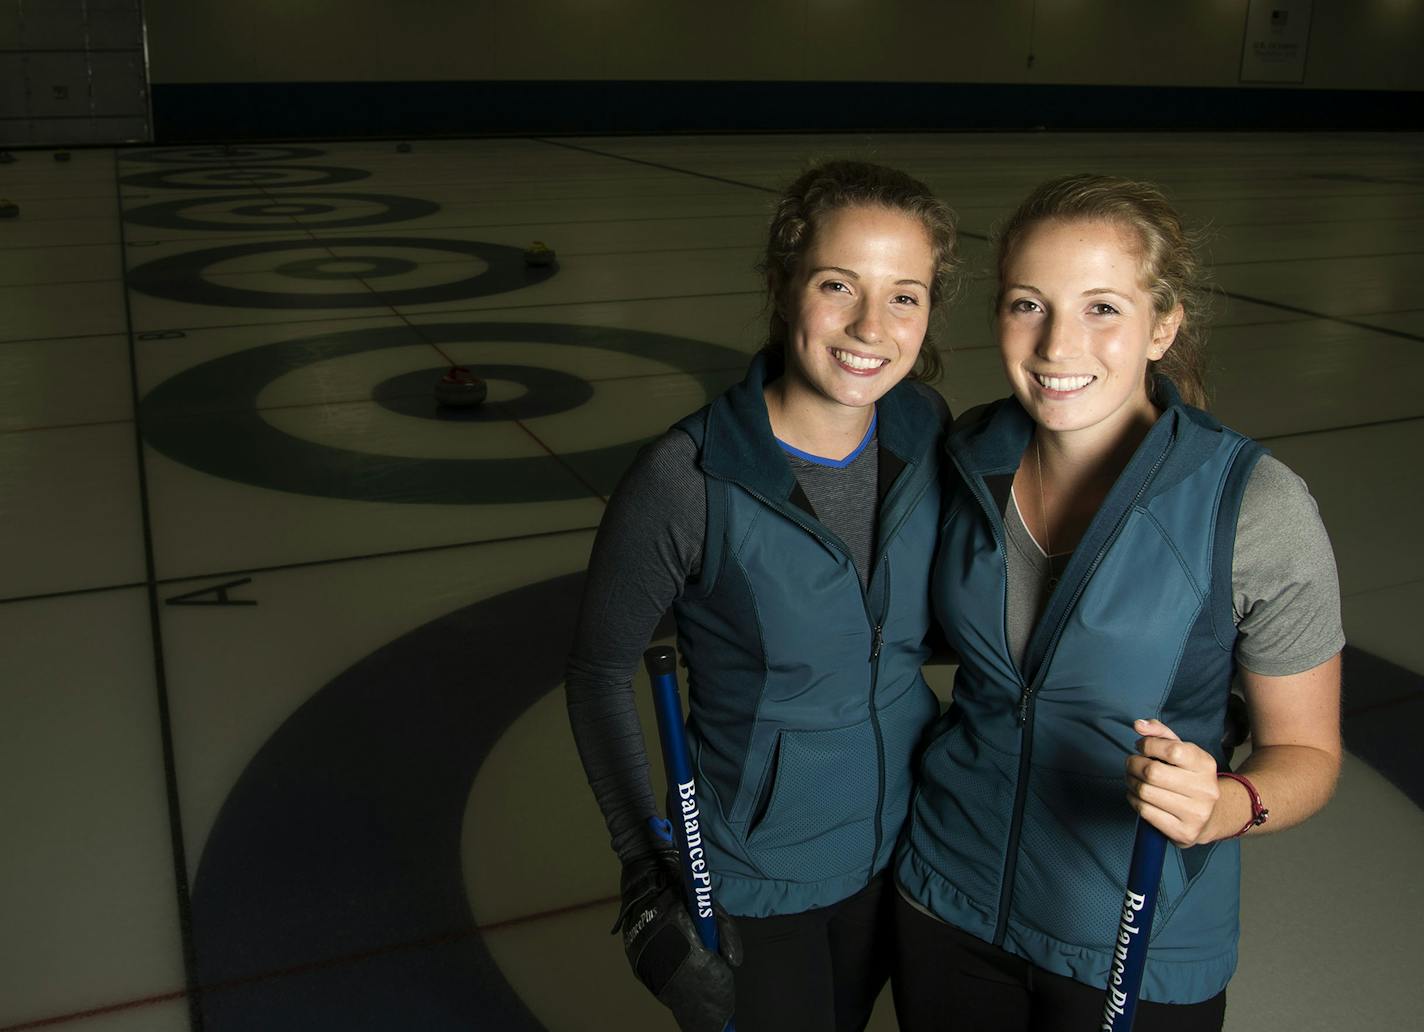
top-left (700, 351), bottom-right (932, 499)
top-left (948, 375), bottom-right (1214, 479)
top-left (948, 376), bottom-right (1222, 686)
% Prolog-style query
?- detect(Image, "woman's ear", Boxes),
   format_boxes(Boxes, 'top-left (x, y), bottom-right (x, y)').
top-left (1150, 303), bottom-right (1185, 360)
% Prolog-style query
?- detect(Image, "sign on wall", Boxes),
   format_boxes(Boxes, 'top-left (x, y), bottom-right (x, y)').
top-left (0, 0), bottom-right (152, 146)
top-left (1240, 0), bottom-right (1313, 84)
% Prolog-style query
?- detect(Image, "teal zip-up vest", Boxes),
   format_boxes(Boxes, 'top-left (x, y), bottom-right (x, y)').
top-left (672, 354), bottom-right (942, 918)
top-left (897, 380), bottom-right (1264, 1003)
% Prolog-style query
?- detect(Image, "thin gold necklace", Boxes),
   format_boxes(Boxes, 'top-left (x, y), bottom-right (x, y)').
top-left (1034, 434), bottom-right (1060, 591)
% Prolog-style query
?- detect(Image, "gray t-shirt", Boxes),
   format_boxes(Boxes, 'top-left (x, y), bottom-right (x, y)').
top-left (1003, 455), bottom-right (1344, 675)
top-left (782, 431), bottom-right (879, 590)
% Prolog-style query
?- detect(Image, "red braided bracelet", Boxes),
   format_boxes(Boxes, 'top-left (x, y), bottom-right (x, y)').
top-left (1218, 771), bottom-right (1269, 838)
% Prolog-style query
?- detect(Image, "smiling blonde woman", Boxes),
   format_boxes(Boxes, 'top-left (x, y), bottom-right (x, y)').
top-left (894, 174), bottom-right (1344, 1032)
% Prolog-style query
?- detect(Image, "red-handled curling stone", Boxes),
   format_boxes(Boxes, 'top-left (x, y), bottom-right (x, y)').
top-left (434, 366), bottom-right (487, 408)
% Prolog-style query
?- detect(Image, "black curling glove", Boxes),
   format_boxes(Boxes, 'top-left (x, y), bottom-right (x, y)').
top-left (613, 848), bottom-right (741, 1032)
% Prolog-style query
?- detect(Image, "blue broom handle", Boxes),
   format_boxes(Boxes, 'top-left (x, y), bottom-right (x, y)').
top-left (1100, 819), bottom-right (1169, 1031)
top-left (643, 646), bottom-right (721, 954)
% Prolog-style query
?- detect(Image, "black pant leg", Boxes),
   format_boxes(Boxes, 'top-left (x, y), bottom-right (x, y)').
top-left (1027, 965), bottom-right (1226, 1032)
top-left (891, 890), bottom-right (1032, 1032)
top-left (733, 875), bottom-right (901, 1032)
top-left (891, 889), bottom-right (1226, 1032)
top-left (1134, 992), bottom-right (1226, 1032)
top-left (733, 904), bottom-right (836, 1032)
top-left (824, 873), bottom-right (894, 1032)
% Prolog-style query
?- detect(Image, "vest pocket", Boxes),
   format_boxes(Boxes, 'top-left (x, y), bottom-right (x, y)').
top-left (743, 718), bottom-right (879, 883)
top-left (1153, 835), bottom-right (1231, 939)
top-left (1016, 767), bottom-right (1158, 949)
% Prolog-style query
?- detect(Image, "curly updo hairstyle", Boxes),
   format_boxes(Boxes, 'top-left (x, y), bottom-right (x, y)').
top-left (993, 173), bottom-right (1211, 409)
top-left (759, 160), bottom-right (960, 383)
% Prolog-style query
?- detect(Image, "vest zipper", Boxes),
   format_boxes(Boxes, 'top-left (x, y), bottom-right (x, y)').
top-left (866, 618), bottom-right (885, 881)
top-left (855, 467), bottom-right (928, 882)
top-left (1013, 438), bottom-right (1173, 727)
top-left (953, 433), bottom-right (1174, 947)
top-left (950, 454), bottom-right (1025, 946)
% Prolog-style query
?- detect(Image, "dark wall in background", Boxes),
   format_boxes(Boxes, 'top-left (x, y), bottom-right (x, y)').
top-left (151, 80), bottom-right (1423, 142)
top-left (142, 1), bottom-right (1423, 141)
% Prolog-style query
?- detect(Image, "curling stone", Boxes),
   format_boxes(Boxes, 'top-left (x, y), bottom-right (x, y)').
top-left (523, 241), bottom-right (556, 267)
top-left (396, 142), bottom-right (412, 153)
top-left (0, 200), bottom-right (18, 219)
top-left (54, 150), bottom-right (71, 163)
top-left (0, 151), bottom-right (15, 164)
top-left (434, 366), bottom-right (487, 407)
